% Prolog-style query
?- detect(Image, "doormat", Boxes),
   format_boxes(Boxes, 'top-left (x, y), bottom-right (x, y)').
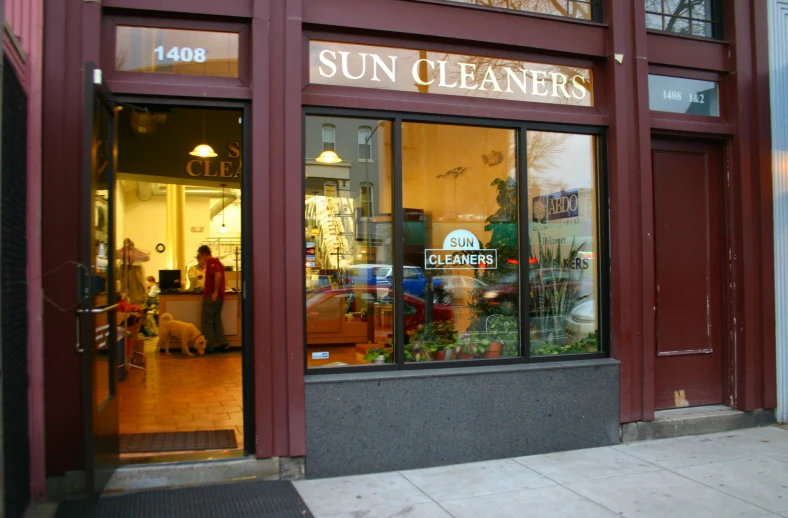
top-left (120, 430), bottom-right (237, 453)
top-left (54, 480), bottom-right (314, 518)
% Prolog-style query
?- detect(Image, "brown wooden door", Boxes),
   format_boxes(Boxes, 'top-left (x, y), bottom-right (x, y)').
top-left (652, 139), bottom-right (724, 410)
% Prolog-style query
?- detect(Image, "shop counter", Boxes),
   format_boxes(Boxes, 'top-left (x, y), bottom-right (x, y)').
top-left (158, 291), bottom-right (242, 348)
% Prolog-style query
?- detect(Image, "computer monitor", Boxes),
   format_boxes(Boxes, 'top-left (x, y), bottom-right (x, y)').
top-left (159, 270), bottom-right (182, 291)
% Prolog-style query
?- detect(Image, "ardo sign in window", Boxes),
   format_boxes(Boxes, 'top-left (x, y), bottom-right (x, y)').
top-left (309, 41), bottom-right (594, 107)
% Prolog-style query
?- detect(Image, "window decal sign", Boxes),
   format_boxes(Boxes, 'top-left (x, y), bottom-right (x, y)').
top-left (425, 230), bottom-right (497, 270)
top-left (309, 41), bottom-right (594, 107)
top-left (532, 189), bottom-right (580, 223)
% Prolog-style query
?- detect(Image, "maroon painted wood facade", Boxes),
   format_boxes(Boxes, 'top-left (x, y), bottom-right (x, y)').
top-left (37, 0), bottom-right (775, 478)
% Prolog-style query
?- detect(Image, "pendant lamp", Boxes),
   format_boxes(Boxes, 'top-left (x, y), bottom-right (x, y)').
top-left (219, 184), bottom-right (229, 233)
top-left (315, 150), bottom-right (342, 164)
top-left (190, 110), bottom-right (218, 158)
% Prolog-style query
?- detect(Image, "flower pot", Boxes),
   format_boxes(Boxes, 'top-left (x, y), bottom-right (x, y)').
top-left (458, 352), bottom-right (474, 360)
top-left (484, 342), bottom-right (502, 358)
top-left (373, 355), bottom-right (386, 364)
top-left (434, 350), bottom-right (447, 360)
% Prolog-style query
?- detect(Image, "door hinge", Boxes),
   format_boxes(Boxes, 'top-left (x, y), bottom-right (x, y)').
top-left (93, 68), bottom-right (102, 85)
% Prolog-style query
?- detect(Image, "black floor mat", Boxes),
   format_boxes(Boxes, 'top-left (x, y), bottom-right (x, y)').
top-left (54, 480), bottom-right (313, 518)
top-left (120, 430), bottom-right (238, 453)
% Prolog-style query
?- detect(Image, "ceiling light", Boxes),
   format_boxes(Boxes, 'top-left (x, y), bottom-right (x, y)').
top-left (189, 110), bottom-right (217, 158)
top-left (315, 150), bottom-right (342, 164)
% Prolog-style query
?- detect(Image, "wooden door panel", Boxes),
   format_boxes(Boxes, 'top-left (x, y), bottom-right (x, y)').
top-left (653, 139), bottom-right (723, 410)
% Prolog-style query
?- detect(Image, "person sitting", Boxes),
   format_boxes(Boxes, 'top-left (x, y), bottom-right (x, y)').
top-left (146, 276), bottom-right (160, 306)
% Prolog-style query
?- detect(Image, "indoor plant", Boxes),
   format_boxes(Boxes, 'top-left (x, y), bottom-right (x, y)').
top-left (364, 347), bottom-right (392, 364)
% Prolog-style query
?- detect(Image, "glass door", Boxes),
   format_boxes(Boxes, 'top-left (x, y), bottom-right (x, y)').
top-left (77, 62), bottom-right (119, 497)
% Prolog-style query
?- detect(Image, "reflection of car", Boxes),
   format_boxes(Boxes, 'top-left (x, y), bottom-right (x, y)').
top-left (316, 275), bottom-right (332, 289)
top-left (345, 264), bottom-right (391, 296)
top-left (306, 287), bottom-right (454, 345)
top-left (564, 297), bottom-right (596, 341)
top-left (433, 275), bottom-right (488, 305)
top-left (481, 269), bottom-right (584, 310)
top-left (384, 267), bottom-right (449, 305)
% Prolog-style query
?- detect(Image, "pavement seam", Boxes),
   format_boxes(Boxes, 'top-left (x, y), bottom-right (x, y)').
top-left (396, 470), bottom-right (459, 518)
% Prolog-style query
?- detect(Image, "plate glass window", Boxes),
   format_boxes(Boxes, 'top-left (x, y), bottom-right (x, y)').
top-left (527, 132), bottom-right (599, 355)
top-left (115, 27), bottom-right (240, 77)
top-left (304, 117), bottom-right (394, 368)
top-left (439, 0), bottom-right (599, 20)
top-left (644, 0), bottom-right (722, 39)
top-left (401, 122), bottom-right (521, 362)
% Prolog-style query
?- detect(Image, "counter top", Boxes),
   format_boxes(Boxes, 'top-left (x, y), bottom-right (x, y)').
top-left (159, 290), bottom-right (241, 297)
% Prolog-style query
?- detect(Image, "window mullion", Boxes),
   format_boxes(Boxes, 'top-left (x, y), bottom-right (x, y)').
top-left (518, 126), bottom-right (531, 362)
top-left (392, 118), bottom-right (405, 367)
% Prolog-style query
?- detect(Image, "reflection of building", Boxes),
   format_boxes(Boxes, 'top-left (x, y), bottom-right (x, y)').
top-left (304, 117), bottom-right (389, 270)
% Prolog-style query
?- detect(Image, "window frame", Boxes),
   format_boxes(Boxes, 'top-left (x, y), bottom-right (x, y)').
top-left (644, 0), bottom-right (724, 40)
top-left (303, 107), bottom-right (610, 374)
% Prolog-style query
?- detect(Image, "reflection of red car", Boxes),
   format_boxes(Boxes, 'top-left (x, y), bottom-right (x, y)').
top-left (306, 287), bottom-right (454, 345)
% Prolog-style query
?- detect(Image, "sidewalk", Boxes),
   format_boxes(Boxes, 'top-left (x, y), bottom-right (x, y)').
top-left (294, 425), bottom-right (788, 518)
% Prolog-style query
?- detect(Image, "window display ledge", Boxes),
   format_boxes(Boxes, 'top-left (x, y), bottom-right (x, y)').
top-left (305, 357), bottom-right (618, 384)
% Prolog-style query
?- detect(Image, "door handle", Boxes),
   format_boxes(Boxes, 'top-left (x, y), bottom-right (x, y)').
top-left (75, 303), bottom-right (120, 353)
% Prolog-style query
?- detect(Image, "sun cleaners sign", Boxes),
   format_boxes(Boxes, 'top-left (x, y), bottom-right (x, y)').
top-left (425, 230), bottom-right (497, 270)
top-left (309, 41), bottom-right (593, 107)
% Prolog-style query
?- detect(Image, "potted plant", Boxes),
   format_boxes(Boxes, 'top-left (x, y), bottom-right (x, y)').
top-left (454, 332), bottom-right (477, 359)
top-left (364, 347), bottom-right (391, 364)
top-left (487, 315), bottom-right (519, 358)
top-left (410, 320), bottom-right (457, 361)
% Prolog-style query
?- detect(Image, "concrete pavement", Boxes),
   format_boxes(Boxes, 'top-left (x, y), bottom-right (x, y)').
top-left (294, 425), bottom-right (788, 518)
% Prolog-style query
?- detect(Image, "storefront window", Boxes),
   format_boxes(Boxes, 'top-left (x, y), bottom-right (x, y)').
top-left (528, 132), bottom-right (599, 355)
top-left (645, 0), bottom-right (722, 39)
top-left (439, 0), bottom-right (598, 20)
top-left (304, 116), bottom-right (603, 369)
top-left (402, 122), bottom-right (520, 362)
top-left (305, 117), bottom-right (394, 368)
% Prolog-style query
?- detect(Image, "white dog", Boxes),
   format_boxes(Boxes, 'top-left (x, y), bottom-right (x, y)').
top-left (157, 313), bottom-right (207, 356)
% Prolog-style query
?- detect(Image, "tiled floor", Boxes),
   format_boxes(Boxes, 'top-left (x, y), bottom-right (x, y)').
top-left (117, 338), bottom-right (244, 452)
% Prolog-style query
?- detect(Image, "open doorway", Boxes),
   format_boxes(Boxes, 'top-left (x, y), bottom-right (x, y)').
top-left (113, 104), bottom-right (246, 463)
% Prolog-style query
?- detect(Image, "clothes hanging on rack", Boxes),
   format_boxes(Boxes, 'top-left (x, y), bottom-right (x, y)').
top-left (117, 238), bottom-right (150, 305)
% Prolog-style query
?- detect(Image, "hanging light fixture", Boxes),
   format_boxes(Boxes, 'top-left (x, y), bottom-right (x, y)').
top-left (219, 184), bottom-right (229, 234)
top-left (190, 110), bottom-right (218, 158)
top-left (315, 150), bottom-right (342, 164)
top-left (311, 226), bottom-right (320, 235)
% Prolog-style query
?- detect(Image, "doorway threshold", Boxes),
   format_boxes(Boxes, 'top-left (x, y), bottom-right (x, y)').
top-left (119, 448), bottom-right (245, 466)
top-left (104, 455), bottom-right (288, 495)
top-left (622, 405), bottom-right (776, 443)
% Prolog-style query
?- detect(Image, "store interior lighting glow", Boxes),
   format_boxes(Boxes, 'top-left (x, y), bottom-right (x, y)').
top-left (315, 150), bottom-right (342, 164)
top-left (190, 110), bottom-right (218, 157)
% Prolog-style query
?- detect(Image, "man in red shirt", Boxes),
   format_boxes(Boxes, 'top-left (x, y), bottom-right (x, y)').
top-left (197, 245), bottom-right (229, 353)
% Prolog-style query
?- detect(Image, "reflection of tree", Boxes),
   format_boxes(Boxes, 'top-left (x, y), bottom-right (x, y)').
top-left (527, 131), bottom-right (569, 194)
top-left (450, 0), bottom-right (592, 19)
top-left (645, 0), bottom-right (711, 35)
